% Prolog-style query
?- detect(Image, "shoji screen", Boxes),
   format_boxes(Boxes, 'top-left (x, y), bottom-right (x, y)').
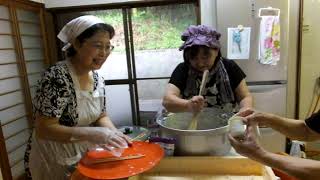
top-left (0, 4), bottom-right (28, 180)
top-left (0, 1), bottom-right (48, 179)
top-left (16, 7), bottom-right (46, 102)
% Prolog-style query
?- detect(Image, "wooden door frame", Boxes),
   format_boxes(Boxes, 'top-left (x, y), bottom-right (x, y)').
top-left (0, 0), bottom-right (47, 179)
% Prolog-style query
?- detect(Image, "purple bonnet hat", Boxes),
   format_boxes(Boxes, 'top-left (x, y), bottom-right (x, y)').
top-left (179, 25), bottom-right (221, 51)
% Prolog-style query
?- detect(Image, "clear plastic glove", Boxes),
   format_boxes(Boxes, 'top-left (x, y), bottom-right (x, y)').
top-left (71, 127), bottom-right (128, 149)
top-left (114, 130), bottom-right (132, 145)
top-left (88, 129), bottom-right (132, 157)
top-left (90, 127), bottom-right (129, 148)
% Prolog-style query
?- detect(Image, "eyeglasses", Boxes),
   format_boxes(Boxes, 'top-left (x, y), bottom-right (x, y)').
top-left (108, 45), bottom-right (115, 51)
top-left (87, 41), bottom-right (115, 52)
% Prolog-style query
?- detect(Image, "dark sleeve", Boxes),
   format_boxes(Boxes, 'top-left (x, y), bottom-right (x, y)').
top-left (305, 110), bottom-right (320, 134)
top-left (168, 63), bottom-right (188, 92)
top-left (222, 59), bottom-right (246, 91)
top-left (33, 66), bottom-right (71, 118)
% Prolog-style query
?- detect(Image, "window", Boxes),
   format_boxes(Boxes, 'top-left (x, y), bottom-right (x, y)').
top-left (54, 1), bottom-right (199, 127)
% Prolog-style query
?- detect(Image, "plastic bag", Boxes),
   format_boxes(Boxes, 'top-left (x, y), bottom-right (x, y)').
top-left (148, 136), bottom-right (176, 156)
top-left (88, 143), bottom-right (128, 157)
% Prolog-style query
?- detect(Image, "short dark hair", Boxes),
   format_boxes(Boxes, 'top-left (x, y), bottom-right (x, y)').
top-left (66, 23), bottom-right (115, 57)
top-left (183, 45), bottom-right (221, 65)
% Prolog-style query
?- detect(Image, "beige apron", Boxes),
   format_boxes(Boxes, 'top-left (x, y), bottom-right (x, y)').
top-left (29, 60), bottom-right (105, 180)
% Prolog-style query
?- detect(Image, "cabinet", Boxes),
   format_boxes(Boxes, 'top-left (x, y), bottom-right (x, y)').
top-left (0, 0), bottom-right (48, 179)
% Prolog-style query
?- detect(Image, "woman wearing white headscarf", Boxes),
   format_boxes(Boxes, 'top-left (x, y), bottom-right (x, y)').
top-left (24, 15), bottom-right (130, 180)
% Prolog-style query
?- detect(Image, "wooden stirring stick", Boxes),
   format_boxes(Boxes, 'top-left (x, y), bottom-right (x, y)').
top-left (86, 154), bottom-right (145, 165)
top-left (188, 70), bottom-right (209, 130)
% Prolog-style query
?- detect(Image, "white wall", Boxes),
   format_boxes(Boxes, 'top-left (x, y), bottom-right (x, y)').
top-left (299, 0), bottom-right (320, 119)
top-left (200, 0), bottom-right (217, 28)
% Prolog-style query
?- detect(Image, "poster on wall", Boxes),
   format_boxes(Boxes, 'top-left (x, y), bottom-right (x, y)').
top-left (227, 27), bottom-right (251, 60)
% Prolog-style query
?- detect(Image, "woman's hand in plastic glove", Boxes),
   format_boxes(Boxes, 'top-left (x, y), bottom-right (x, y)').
top-left (114, 130), bottom-right (132, 145)
top-left (87, 127), bottom-right (128, 148)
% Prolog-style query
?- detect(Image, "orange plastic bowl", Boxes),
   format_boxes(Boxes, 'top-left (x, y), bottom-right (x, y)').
top-left (76, 141), bottom-right (164, 179)
top-left (272, 168), bottom-right (299, 180)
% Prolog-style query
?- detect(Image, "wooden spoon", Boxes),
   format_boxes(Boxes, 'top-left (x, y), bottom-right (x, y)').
top-left (83, 154), bottom-right (145, 165)
top-left (188, 70), bottom-right (209, 130)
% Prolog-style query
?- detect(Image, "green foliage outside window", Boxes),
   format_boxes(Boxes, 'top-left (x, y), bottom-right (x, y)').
top-left (91, 5), bottom-right (196, 52)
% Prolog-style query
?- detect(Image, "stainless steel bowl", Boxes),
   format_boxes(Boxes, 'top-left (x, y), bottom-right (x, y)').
top-left (157, 108), bottom-right (233, 156)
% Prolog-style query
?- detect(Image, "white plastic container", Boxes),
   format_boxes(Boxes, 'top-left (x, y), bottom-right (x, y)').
top-left (228, 116), bottom-right (246, 139)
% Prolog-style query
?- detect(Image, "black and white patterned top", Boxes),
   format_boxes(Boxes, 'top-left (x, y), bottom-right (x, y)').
top-left (24, 61), bottom-right (106, 179)
top-left (33, 61), bottom-right (105, 126)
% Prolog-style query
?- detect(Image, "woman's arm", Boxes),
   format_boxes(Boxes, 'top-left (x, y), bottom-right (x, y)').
top-left (35, 115), bottom-right (71, 142)
top-left (162, 84), bottom-right (190, 112)
top-left (260, 113), bottom-right (320, 141)
top-left (35, 114), bottom-right (129, 147)
top-left (234, 79), bottom-right (253, 111)
top-left (259, 150), bottom-right (320, 180)
top-left (96, 113), bottom-right (117, 130)
top-left (162, 83), bottom-right (205, 113)
top-left (229, 125), bottom-right (320, 180)
top-left (239, 109), bottom-right (320, 141)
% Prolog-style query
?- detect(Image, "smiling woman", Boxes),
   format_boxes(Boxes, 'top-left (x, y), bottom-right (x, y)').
top-left (70, 30), bottom-right (113, 72)
top-left (24, 15), bottom-right (131, 180)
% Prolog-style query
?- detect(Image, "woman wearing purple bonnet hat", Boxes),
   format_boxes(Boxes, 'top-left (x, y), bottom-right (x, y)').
top-left (162, 25), bottom-right (252, 113)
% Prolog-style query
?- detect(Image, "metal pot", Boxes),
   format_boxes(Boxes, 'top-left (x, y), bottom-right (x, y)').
top-left (156, 108), bottom-right (233, 156)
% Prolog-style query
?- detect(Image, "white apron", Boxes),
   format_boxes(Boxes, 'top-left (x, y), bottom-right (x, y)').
top-left (29, 60), bottom-right (105, 180)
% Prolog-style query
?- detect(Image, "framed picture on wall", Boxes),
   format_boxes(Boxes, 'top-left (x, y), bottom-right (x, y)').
top-left (227, 27), bottom-right (251, 60)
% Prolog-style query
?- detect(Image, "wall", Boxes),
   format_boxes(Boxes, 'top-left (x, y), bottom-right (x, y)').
top-left (214, 0), bottom-right (299, 118)
top-left (286, 0), bottom-right (300, 118)
top-left (199, 0), bottom-right (217, 28)
top-left (298, 0), bottom-right (320, 119)
top-left (300, 0), bottom-right (320, 159)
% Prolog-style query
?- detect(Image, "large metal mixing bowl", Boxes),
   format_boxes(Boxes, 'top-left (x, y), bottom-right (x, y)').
top-left (157, 108), bottom-right (233, 156)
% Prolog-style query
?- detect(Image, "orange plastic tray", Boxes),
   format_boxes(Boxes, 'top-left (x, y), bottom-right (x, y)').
top-left (77, 141), bottom-right (164, 179)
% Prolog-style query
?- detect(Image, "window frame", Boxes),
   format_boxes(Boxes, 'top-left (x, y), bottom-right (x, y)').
top-left (50, 0), bottom-right (200, 125)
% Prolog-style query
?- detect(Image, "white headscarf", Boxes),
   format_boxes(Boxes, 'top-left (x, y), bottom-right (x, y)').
top-left (57, 15), bottom-right (104, 51)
